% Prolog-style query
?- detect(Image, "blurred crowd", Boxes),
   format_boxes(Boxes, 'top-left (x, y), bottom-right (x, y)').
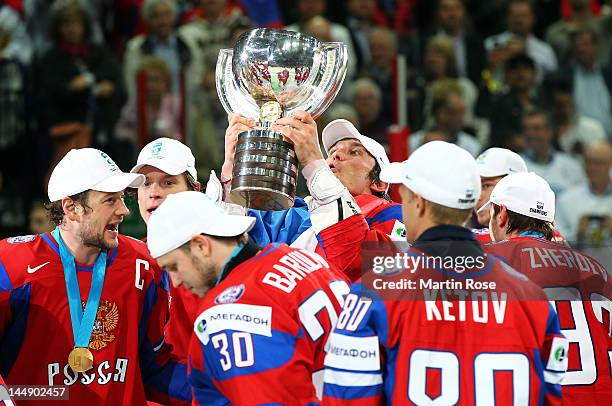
top-left (0, 0), bottom-right (611, 245)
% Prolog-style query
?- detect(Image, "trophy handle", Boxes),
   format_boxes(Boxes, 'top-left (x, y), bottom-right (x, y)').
top-left (215, 49), bottom-right (260, 120)
top-left (285, 42), bottom-right (348, 119)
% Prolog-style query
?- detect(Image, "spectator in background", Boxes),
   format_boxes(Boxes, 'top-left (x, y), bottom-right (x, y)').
top-left (23, 0), bottom-right (107, 59)
top-left (360, 26), bottom-right (396, 125)
top-left (0, 3), bottom-right (33, 65)
top-left (556, 140), bottom-right (612, 244)
top-left (37, 0), bottom-right (124, 173)
top-left (28, 200), bottom-right (53, 234)
top-left (416, 0), bottom-right (486, 85)
top-left (546, 0), bottom-right (599, 64)
top-left (349, 77), bottom-right (387, 145)
top-left (520, 108), bottom-right (587, 195)
top-left (485, 0), bottom-right (557, 82)
top-left (285, 0), bottom-right (357, 80)
top-left (115, 56), bottom-right (182, 152)
top-left (123, 0), bottom-right (192, 101)
top-left (410, 81), bottom-right (481, 156)
top-left (485, 53), bottom-right (539, 149)
top-left (407, 35), bottom-right (478, 133)
top-left (563, 26), bottom-right (612, 138)
top-left (596, 0), bottom-right (612, 66)
top-left (345, 0), bottom-right (386, 71)
top-left (544, 73), bottom-right (606, 155)
top-left (0, 8), bottom-right (30, 234)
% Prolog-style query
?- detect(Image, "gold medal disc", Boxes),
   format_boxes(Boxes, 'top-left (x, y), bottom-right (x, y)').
top-left (68, 347), bottom-right (94, 373)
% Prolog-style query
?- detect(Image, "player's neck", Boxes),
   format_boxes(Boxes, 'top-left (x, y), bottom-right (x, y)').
top-left (58, 227), bottom-right (102, 265)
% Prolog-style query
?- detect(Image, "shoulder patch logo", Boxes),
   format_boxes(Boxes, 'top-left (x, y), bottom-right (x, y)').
top-left (215, 284), bottom-right (245, 304)
top-left (7, 235), bottom-right (36, 244)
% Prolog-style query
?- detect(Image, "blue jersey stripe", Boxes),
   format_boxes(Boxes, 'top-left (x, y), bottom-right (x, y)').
top-left (366, 205), bottom-right (402, 226)
top-left (40, 234), bottom-right (59, 255)
top-left (323, 382), bottom-right (382, 400)
top-left (0, 284), bottom-right (31, 377)
top-left (0, 260), bottom-right (12, 291)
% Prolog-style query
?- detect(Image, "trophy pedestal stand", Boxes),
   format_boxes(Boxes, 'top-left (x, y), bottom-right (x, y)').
top-left (230, 129), bottom-right (298, 210)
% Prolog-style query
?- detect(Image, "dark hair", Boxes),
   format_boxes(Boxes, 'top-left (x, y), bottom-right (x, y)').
top-left (506, 52), bottom-right (535, 71)
top-left (368, 163), bottom-right (391, 200)
top-left (46, 191), bottom-right (92, 227)
top-left (544, 73), bottom-right (573, 97)
top-left (49, 1), bottom-right (93, 43)
top-left (508, 0), bottom-right (534, 11)
top-left (522, 107), bottom-right (553, 128)
top-left (185, 173), bottom-right (200, 191)
top-left (492, 204), bottom-right (554, 240)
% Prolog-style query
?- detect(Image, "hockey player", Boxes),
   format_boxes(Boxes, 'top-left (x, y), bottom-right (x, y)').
top-left (0, 149), bottom-right (191, 405)
top-left (472, 147), bottom-right (528, 242)
top-left (207, 113), bottom-right (404, 247)
top-left (147, 191), bottom-right (351, 404)
top-left (472, 147), bottom-right (566, 243)
top-left (481, 172), bottom-right (612, 403)
top-left (130, 138), bottom-right (202, 362)
top-left (322, 141), bottom-right (568, 404)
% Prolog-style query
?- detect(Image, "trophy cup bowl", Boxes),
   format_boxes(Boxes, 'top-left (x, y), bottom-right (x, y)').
top-left (216, 28), bottom-right (348, 210)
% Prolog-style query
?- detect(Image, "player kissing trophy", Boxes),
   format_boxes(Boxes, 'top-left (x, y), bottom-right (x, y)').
top-left (216, 28), bottom-right (348, 210)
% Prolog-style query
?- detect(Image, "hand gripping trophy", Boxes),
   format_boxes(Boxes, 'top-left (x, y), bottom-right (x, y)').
top-left (216, 28), bottom-right (348, 210)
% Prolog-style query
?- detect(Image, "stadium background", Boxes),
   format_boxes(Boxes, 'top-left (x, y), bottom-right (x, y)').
top-left (0, 0), bottom-right (610, 246)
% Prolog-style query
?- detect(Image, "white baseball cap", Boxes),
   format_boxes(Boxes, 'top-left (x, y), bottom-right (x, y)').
top-left (48, 148), bottom-right (145, 202)
top-left (131, 137), bottom-right (197, 179)
top-left (380, 141), bottom-right (481, 209)
top-left (147, 191), bottom-right (256, 258)
top-left (476, 147), bottom-right (528, 178)
top-left (322, 119), bottom-right (390, 168)
top-left (477, 172), bottom-right (555, 222)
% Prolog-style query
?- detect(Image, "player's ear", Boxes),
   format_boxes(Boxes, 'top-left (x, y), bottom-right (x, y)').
top-left (370, 180), bottom-right (387, 193)
top-left (190, 234), bottom-right (211, 257)
top-left (498, 205), bottom-right (510, 229)
top-left (61, 197), bottom-right (79, 221)
top-left (415, 194), bottom-right (427, 217)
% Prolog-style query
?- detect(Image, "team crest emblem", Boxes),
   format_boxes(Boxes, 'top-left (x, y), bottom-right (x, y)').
top-left (215, 284), bottom-right (245, 304)
top-left (7, 235), bottom-right (36, 244)
top-left (88, 300), bottom-right (120, 350)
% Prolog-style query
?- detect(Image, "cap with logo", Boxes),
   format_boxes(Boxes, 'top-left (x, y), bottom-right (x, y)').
top-left (322, 119), bottom-right (390, 168)
top-left (476, 147), bottom-right (528, 178)
top-left (47, 148), bottom-right (145, 202)
top-left (130, 137), bottom-right (197, 179)
top-left (477, 172), bottom-right (555, 222)
top-left (147, 191), bottom-right (256, 258)
top-left (380, 141), bottom-right (481, 209)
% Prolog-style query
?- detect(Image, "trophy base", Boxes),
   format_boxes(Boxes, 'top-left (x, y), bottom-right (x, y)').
top-left (231, 129), bottom-right (298, 210)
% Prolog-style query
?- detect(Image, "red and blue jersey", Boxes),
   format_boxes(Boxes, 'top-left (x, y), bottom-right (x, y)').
top-left (0, 233), bottom-right (191, 405)
top-left (354, 195), bottom-right (403, 238)
top-left (485, 236), bottom-right (612, 404)
top-left (323, 225), bottom-right (568, 405)
top-left (188, 243), bottom-right (350, 404)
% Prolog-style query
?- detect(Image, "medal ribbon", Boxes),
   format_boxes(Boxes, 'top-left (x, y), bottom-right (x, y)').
top-left (52, 227), bottom-right (107, 348)
top-left (518, 230), bottom-right (546, 239)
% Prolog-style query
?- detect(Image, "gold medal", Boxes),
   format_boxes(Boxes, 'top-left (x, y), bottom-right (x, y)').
top-left (68, 347), bottom-right (94, 373)
top-left (260, 101), bottom-right (283, 123)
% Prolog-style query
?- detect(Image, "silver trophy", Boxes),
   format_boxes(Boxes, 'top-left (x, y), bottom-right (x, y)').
top-left (216, 28), bottom-right (348, 210)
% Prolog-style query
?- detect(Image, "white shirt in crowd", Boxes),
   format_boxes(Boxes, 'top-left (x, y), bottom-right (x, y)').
top-left (556, 184), bottom-right (612, 241)
top-left (485, 32), bottom-right (558, 82)
top-left (520, 151), bottom-right (587, 196)
top-left (558, 115), bottom-right (607, 154)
